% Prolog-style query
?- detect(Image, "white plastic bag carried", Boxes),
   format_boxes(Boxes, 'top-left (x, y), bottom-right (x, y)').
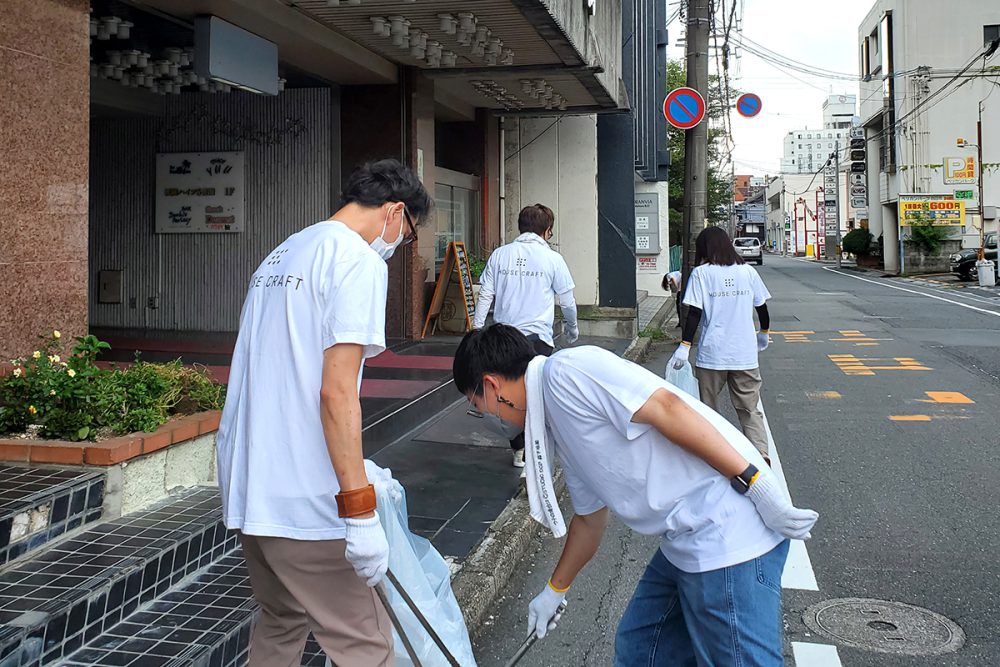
top-left (665, 361), bottom-right (700, 400)
top-left (326, 480), bottom-right (477, 667)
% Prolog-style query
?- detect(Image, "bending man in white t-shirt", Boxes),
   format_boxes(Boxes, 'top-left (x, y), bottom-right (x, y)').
top-left (473, 204), bottom-right (579, 467)
top-left (453, 325), bottom-right (818, 666)
top-left (216, 159), bottom-right (431, 667)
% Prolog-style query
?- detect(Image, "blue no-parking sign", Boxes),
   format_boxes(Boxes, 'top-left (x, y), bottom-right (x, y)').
top-left (736, 93), bottom-right (762, 118)
top-left (663, 87), bottom-right (706, 130)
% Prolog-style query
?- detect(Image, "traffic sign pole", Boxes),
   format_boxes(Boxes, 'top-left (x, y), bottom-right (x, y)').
top-left (835, 139), bottom-right (842, 269)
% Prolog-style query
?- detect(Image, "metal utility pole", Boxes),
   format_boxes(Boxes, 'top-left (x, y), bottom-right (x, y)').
top-left (681, 0), bottom-right (711, 291)
top-left (834, 138), bottom-right (843, 268)
top-left (977, 104), bottom-right (986, 259)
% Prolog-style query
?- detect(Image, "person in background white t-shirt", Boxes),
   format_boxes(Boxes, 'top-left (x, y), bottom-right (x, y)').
top-left (473, 204), bottom-right (579, 468)
top-left (453, 325), bottom-right (818, 664)
top-left (670, 226), bottom-right (773, 463)
top-left (216, 160), bottom-right (431, 667)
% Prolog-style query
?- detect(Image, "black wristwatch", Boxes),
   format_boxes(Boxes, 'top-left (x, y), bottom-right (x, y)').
top-left (730, 464), bottom-right (760, 495)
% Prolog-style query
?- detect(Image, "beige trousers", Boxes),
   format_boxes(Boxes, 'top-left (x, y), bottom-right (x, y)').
top-left (239, 533), bottom-right (394, 667)
top-left (694, 366), bottom-right (769, 454)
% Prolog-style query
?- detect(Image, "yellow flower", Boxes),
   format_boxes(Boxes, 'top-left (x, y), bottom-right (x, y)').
top-left (27, 405), bottom-right (37, 415)
top-left (53, 330), bottom-right (61, 339)
top-left (49, 389), bottom-right (56, 396)
top-left (67, 369), bottom-right (77, 378)
top-left (12, 368), bottom-right (22, 378)
top-left (48, 355), bottom-right (61, 364)
top-left (32, 351), bottom-right (41, 360)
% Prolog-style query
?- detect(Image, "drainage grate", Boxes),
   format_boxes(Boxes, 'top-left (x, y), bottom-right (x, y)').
top-left (802, 598), bottom-right (965, 656)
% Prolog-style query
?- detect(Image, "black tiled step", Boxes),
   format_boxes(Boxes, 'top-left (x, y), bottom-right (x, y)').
top-left (0, 467), bottom-right (106, 570)
top-left (62, 549), bottom-right (327, 667)
top-left (0, 487), bottom-right (233, 667)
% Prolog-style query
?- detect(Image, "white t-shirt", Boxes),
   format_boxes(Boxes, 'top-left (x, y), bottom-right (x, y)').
top-left (474, 233), bottom-right (575, 346)
top-left (683, 263), bottom-right (771, 371)
top-left (542, 347), bottom-right (782, 573)
top-left (216, 221), bottom-right (388, 540)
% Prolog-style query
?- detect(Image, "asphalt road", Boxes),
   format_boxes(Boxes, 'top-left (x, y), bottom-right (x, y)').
top-left (473, 255), bottom-right (1000, 666)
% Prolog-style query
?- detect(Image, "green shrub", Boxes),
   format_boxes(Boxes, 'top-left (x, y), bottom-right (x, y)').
top-left (0, 331), bottom-right (225, 442)
top-left (842, 228), bottom-right (873, 257)
top-left (907, 223), bottom-right (951, 255)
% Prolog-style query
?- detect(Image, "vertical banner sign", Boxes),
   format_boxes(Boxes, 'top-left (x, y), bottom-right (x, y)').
top-left (422, 241), bottom-right (475, 337)
top-left (634, 193), bottom-right (660, 255)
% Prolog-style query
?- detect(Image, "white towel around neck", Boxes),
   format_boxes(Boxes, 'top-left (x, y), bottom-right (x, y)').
top-left (524, 356), bottom-right (567, 538)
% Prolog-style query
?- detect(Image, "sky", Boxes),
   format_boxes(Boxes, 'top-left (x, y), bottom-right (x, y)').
top-left (667, 0), bottom-right (875, 176)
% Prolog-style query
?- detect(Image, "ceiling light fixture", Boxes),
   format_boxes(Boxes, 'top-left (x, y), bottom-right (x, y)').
top-left (438, 14), bottom-right (457, 34)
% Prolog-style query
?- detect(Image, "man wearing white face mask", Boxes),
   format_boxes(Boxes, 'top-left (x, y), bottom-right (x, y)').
top-left (217, 159), bottom-right (431, 667)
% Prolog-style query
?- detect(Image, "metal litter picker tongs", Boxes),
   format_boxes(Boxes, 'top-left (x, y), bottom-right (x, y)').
top-left (502, 601), bottom-right (568, 667)
top-left (374, 569), bottom-right (462, 667)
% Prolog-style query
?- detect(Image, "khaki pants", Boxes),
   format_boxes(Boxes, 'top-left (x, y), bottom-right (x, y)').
top-left (239, 533), bottom-right (394, 667)
top-left (694, 367), bottom-right (769, 455)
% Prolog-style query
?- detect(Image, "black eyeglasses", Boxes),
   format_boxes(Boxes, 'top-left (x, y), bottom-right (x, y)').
top-left (402, 207), bottom-right (418, 246)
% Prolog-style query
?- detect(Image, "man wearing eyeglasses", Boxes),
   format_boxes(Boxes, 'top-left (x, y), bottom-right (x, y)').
top-left (216, 159), bottom-right (430, 667)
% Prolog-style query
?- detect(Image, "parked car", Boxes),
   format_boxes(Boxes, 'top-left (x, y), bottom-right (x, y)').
top-left (950, 232), bottom-right (997, 281)
top-left (734, 237), bottom-right (763, 265)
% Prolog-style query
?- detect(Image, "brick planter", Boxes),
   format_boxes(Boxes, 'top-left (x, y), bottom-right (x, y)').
top-left (0, 411), bottom-right (221, 466)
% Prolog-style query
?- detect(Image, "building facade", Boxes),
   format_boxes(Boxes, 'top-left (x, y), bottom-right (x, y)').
top-left (858, 1), bottom-right (1000, 273)
top-left (780, 95), bottom-right (857, 174)
top-left (766, 173), bottom-right (850, 256)
top-left (1, 0), bottom-right (635, 359)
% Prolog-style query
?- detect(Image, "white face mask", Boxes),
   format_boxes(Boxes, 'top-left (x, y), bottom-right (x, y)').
top-left (370, 207), bottom-right (405, 261)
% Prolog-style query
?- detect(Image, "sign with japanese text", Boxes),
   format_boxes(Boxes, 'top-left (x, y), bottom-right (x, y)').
top-left (156, 152), bottom-right (245, 233)
top-left (943, 156), bottom-right (976, 185)
top-left (898, 196), bottom-right (965, 227)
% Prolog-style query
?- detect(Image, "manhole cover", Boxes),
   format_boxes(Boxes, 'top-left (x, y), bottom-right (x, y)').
top-left (803, 598), bottom-right (965, 656)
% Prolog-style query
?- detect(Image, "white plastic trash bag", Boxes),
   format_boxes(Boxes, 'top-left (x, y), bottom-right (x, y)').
top-left (665, 361), bottom-right (700, 400)
top-left (327, 480), bottom-right (477, 667)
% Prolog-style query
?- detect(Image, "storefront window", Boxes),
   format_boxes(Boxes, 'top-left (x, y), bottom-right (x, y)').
top-left (433, 169), bottom-right (480, 266)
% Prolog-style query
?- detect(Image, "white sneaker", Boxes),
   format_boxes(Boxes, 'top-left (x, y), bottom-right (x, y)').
top-left (513, 448), bottom-right (526, 468)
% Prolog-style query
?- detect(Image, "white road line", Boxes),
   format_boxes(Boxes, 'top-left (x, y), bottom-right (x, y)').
top-left (822, 266), bottom-right (1000, 318)
top-left (758, 401), bottom-right (820, 592)
top-left (792, 642), bottom-right (844, 667)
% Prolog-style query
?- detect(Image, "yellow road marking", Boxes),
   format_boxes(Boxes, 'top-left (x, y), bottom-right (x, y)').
top-left (828, 354), bottom-right (932, 375)
top-left (921, 391), bottom-right (974, 404)
top-left (890, 415), bottom-right (932, 422)
top-left (807, 391), bottom-right (842, 399)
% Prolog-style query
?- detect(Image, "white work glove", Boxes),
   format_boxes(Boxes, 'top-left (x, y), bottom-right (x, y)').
top-left (364, 460), bottom-right (403, 504)
top-left (563, 321), bottom-right (580, 345)
top-left (669, 343), bottom-right (691, 370)
top-left (757, 331), bottom-right (770, 352)
top-left (344, 513), bottom-right (390, 587)
top-left (527, 585), bottom-right (567, 639)
top-left (746, 473), bottom-right (818, 541)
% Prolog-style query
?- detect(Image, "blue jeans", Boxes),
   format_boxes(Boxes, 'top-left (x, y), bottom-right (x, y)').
top-left (615, 540), bottom-right (789, 667)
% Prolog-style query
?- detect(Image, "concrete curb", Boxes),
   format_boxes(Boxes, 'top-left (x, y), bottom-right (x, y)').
top-left (452, 472), bottom-right (565, 638)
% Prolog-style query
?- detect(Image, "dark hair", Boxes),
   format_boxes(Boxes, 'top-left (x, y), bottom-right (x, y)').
top-left (341, 159), bottom-right (433, 224)
top-left (517, 204), bottom-right (555, 236)
top-left (453, 325), bottom-right (536, 396)
top-left (695, 226), bottom-right (743, 266)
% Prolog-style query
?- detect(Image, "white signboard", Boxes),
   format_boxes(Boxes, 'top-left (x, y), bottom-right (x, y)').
top-left (156, 152), bottom-right (245, 234)
top-left (943, 156), bottom-right (976, 185)
top-left (850, 173), bottom-right (865, 186)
